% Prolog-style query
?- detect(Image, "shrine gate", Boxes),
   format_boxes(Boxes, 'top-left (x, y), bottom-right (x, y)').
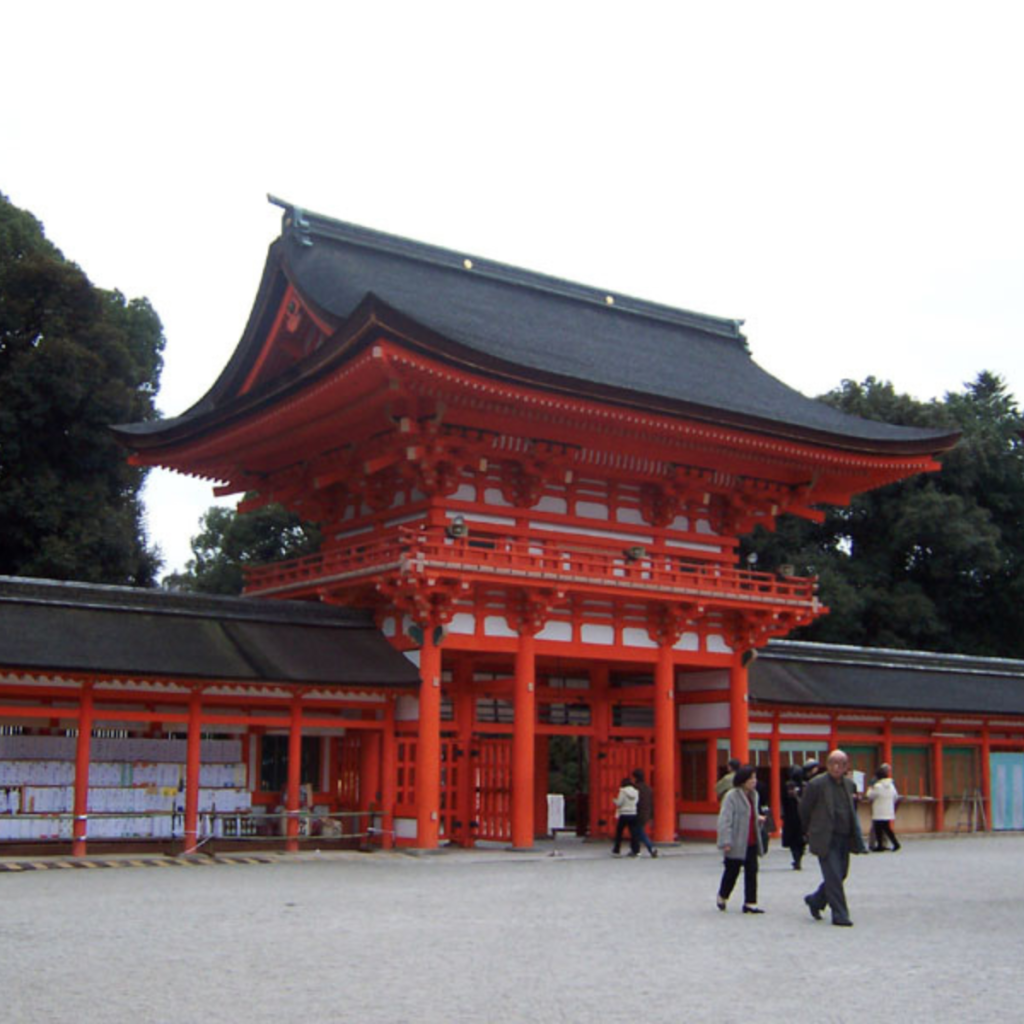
top-left (109, 199), bottom-right (960, 849)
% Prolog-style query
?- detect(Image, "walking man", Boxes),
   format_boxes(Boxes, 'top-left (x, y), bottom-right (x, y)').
top-left (799, 749), bottom-right (867, 927)
top-left (631, 768), bottom-right (659, 857)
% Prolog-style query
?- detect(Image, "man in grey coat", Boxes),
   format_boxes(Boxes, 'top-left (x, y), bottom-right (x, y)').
top-left (799, 749), bottom-right (867, 927)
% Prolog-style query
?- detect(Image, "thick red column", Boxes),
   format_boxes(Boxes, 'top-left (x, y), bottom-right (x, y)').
top-left (729, 657), bottom-right (750, 763)
top-left (653, 642), bottom-right (676, 843)
top-left (285, 694), bottom-right (303, 853)
top-left (416, 629), bottom-right (442, 849)
top-left (882, 717), bottom-right (894, 767)
top-left (183, 687), bottom-right (203, 854)
top-left (360, 727), bottom-right (382, 841)
top-left (511, 631), bottom-right (536, 849)
top-left (71, 684), bottom-right (94, 858)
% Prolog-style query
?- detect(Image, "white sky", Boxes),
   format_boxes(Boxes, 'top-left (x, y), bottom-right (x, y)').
top-left (3, 2), bottom-right (1022, 577)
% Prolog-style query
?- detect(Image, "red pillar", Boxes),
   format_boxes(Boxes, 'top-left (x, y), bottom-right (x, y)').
top-left (380, 698), bottom-right (397, 850)
top-left (769, 719), bottom-right (781, 837)
top-left (882, 717), bottom-right (894, 767)
top-left (71, 684), bottom-right (94, 858)
top-left (653, 642), bottom-right (676, 843)
top-left (285, 694), bottom-right (303, 853)
top-left (360, 727), bottom-right (382, 841)
top-left (183, 687), bottom-right (203, 854)
top-left (588, 663), bottom-right (610, 836)
top-left (416, 629), bottom-right (442, 849)
top-left (729, 657), bottom-right (749, 763)
top-left (511, 631), bottom-right (536, 849)
top-left (981, 725), bottom-right (991, 832)
top-left (932, 739), bottom-right (945, 832)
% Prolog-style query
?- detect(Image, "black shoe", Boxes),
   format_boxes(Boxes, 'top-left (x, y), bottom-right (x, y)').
top-left (650, 848), bottom-right (659, 858)
top-left (804, 895), bottom-right (823, 921)
top-left (832, 919), bottom-right (854, 927)
top-left (716, 895), bottom-right (727, 912)
top-left (742, 905), bottom-right (765, 914)
top-left (892, 844), bottom-right (901, 851)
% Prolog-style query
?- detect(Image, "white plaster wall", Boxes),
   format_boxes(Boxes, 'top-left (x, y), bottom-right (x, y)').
top-left (679, 702), bottom-right (730, 730)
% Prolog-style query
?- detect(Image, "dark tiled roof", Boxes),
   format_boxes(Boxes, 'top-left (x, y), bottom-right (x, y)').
top-left (753, 640), bottom-right (1024, 716)
top-left (0, 576), bottom-right (418, 688)
top-left (114, 200), bottom-right (959, 457)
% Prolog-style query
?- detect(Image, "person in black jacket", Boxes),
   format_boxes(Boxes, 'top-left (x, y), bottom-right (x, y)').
top-left (781, 764), bottom-right (806, 870)
top-left (631, 768), bottom-right (659, 858)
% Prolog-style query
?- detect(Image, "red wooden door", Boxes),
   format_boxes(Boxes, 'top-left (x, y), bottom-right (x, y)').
top-left (591, 740), bottom-right (654, 837)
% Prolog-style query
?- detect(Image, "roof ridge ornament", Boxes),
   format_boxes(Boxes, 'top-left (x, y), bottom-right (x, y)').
top-left (268, 194), bottom-right (313, 247)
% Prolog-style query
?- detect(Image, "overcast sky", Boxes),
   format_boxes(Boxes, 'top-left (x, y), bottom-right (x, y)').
top-left (4, 2), bottom-right (1022, 577)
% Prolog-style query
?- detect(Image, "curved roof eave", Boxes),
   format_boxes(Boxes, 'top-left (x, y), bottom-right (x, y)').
top-left (112, 201), bottom-right (960, 460)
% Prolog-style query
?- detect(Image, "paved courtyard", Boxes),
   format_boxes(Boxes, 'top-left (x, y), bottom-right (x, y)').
top-left (2, 833), bottom-right (1022, 1023)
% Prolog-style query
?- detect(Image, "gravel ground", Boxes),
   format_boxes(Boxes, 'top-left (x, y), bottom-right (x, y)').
top-left (2, 834), bottom-right (1021, 1023)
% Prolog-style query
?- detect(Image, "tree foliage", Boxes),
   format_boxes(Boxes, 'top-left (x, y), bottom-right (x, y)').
top-left (743, 373), bottom-right (1024, 657)
top-left (163, 503), bottom-right (321, 595)
top-left (0, 193), bottom-right (164, 584)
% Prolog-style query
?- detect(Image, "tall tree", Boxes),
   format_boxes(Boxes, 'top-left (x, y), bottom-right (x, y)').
top-left (0, 193), bottom-right (164, 584)
top-left (163, 503), bottom-right (321, 595)
top-left (743, 374), bottom-right (1024, 657)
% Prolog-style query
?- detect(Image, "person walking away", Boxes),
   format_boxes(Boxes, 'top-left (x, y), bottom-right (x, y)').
top-left (715, 758), bottom-right (741, 802)
top-left (866, 763), bottom-right (901, 851)
top-left (800, 749), bottom-right (867, 927)
top-left (781, 764), bottom-right (807, 870)
top-left (715, 765), bottom-right (766, 914)
top-left (611, 776), bottom-right (640, 856)
top-left (630, 768), bottom-right (659, 857)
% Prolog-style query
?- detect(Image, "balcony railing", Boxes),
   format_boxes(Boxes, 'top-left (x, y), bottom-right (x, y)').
top-left (244, 524), bottom-right (820, 614)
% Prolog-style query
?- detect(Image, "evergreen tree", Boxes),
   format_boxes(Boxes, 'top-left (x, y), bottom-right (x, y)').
top-left (0, 193), bottom-right (164, 584)
top-left (743, 374), bottom-right (1024, 657)
top-left (163, 503), bottom-right (321, 595)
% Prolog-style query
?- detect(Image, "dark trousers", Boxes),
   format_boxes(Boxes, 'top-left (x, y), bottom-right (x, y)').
top-left (718, 843), bottom-right (759, 905)
top-left (871, 819), bottom-right (900, 850)
top-left (808, 834), bottom-right (853, 924)
top-left (613, 814), bottom-right (638, 854)
top-left (633, 818), bottom-right (656, 855)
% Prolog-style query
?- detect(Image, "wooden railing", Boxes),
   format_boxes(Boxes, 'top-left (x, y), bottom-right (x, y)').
top-left (244, 524), bottom-right (820, 612)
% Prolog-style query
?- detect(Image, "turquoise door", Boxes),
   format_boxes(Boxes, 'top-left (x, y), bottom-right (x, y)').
top-left (990, 753), bottom-right (1024, 830)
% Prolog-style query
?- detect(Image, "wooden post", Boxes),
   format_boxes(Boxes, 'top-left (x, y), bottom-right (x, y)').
top-left (980, 725), bottom-right (991, 832)
top-left (285, 694), bottom-right (303, 853)
top-left (360, 726), bottom-right (382, 843)
top-left (380, 698), bottom-right (397, 850)
top-left (729, 657), bottom-right (750, 763)
top-left (183, 687), bottom-right (203, 854)
top-left (416, 628), bottom-right (442, 849)
top-left (932, 739), bottom-right (945, 832)
top-left (511, 630), bottom-right (536, 849)
top-left (882, 716), bottom-right (894, 767)
top-left (653, 642), bottom-right (677, 843)
top-left (71, 684), bottom-right (94, 858)
top-left (588, 663), bottom-right (610, 836)
top-left (769, 719), bottom-right (781, 837)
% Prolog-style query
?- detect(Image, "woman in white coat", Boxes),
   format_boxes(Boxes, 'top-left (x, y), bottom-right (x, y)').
top-left (716, 765), bottom-right (767, 913)
top-left (866, 763), bottom-right (901, 851)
